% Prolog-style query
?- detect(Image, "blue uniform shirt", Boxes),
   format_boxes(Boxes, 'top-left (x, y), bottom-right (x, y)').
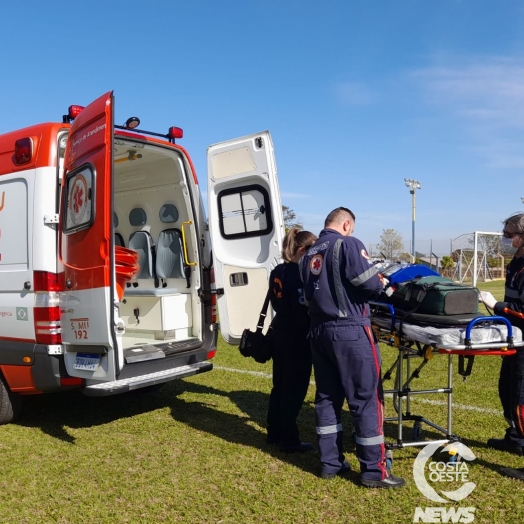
top-left (300, 228), bottom-right (383, 323)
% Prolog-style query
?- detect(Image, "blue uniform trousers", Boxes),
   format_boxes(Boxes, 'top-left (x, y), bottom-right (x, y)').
top-left (499, 349), bottom-right (524, 443)
top-left (310, 320), bottom-right (388, 480)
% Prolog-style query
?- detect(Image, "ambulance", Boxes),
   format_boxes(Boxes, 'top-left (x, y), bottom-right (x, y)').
top-left (0, 91), bottom-right (284, 423)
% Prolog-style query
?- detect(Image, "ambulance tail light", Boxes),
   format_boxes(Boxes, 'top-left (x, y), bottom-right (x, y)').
top-left (33, 271), bottom-right (61, 292)
top-left (33, 271), bottom-right (62, 345)
top-left (34, 306), bottom-right (61, 345)
top-left (14, 138), bottom-right (33, 165)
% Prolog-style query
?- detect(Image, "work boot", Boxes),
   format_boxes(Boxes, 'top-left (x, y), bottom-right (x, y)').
top-left (280, 441), bottom-right (313, 453)
top-left (361, 473), bottom-right (406, 489)
top-left (487, 437), bottom-right (523, 456)
top-left (321, 461), bottom-right (351, 480)
top-left (501, 467), bottom-right (524, 481)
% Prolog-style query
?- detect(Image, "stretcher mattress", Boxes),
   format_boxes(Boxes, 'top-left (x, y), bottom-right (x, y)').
top-left (372, 315), bottom-right (524, 348)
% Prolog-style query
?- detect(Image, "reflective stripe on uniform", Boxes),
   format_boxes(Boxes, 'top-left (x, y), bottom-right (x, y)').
top-left (354, 434), bottom-right (384, 446)
top-left (350, 265), bottom-right (378, 287)
top-left (332, 239), bottom-right (347, 318)
top-left (316, 423), bottom-right (343, 435)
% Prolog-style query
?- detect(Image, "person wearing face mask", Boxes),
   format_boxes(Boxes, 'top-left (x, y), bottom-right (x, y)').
top-left (479, 213), bottom-right (524, 480)
top-left (300, 207), bottom-right (405, 488)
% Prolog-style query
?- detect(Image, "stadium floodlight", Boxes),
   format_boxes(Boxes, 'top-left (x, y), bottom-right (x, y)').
top-left (404, 179), bottom-right (422, 260)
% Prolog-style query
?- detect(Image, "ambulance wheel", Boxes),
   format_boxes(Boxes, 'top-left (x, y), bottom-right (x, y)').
top-left (0, 375), bottom-right (22, 425)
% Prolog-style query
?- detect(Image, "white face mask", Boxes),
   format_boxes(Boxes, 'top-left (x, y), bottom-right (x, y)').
top-left (502, 236), bottom-right (519, 255)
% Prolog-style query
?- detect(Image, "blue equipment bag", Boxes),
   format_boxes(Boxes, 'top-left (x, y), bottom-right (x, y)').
top-left (383, 263), bottom-right (440, 285)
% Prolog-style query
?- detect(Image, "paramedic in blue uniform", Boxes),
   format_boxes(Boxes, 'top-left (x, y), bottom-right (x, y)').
top-left (266, 228), bottom-right (318, 452)
top-left (300, 207), bottom-right (405, 488)
top-left (479, 212), bottom-right (524, 480)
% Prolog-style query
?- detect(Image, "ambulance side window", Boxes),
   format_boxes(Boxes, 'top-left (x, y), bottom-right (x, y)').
top-left (217, 184), bottom-right (273, 240)
top-left (63, 164), bottom-right (94, 234)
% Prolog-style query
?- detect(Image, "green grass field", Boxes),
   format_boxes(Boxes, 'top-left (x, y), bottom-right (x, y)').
top-left (2, 279), bottom-right (524, 523)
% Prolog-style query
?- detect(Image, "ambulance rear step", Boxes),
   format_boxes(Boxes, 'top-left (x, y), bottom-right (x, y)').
top-left (122, 338), bottom-right (201, 364)
top-left (82, 361), bottom-right (212, 397)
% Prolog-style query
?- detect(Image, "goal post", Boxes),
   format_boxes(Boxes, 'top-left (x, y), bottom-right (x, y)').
top-left (451, 231), bottom-right (502, 287)
top-left (472, 231), bottom-right (502, 288)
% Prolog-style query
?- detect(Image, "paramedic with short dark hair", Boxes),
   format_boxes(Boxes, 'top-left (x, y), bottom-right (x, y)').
top-left (480, 212), bottom-right (524, 480)
top-left (300, 207), bottom-right (405, 488)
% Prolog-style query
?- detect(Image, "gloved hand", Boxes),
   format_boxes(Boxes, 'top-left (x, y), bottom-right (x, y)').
top-left (479, 290), bottom-right (497, 309)
top-left (378, 274), bottom-right (389, 288)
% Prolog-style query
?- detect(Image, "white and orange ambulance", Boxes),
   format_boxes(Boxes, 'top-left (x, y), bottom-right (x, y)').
top-left (0, 90), bottom-right (284, 423)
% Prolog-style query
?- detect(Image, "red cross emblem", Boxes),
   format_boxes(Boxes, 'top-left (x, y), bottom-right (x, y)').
top-left (73, 184), bottom-right (84, 214)
top-left (310, 254), bottom-right (323, 275)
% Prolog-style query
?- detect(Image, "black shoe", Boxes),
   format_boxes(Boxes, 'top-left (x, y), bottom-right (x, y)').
top-left (501, 467), bottom-right (524, 480)
top-left (321, 461), bottom-right (351, 480)
top-left (487, 437), bottom-right (523, 456)
top-left (361, 474), bottom-right (406, 489)
top-left (280, 441), bottom-right (313, 453)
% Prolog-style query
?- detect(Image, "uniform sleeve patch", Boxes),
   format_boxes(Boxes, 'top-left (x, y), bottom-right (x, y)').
top-left (272, 277), bottom-right (283, 299)
top-left (361, 249), bottom-right (370, 260)
top-left (310, 254), bottom-right (323, 275)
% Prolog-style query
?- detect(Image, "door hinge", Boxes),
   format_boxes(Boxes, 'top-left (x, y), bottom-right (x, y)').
top-left (44, 214), bottom-right (59, 225)
top-left (198, 288), bottom-right (224, 298)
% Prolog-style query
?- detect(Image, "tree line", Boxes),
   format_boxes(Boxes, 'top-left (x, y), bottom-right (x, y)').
top-left (283, 206), bottom-right (503, 270)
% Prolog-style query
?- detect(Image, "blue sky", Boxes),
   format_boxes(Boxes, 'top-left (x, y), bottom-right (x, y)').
top-left (1, 1), bottom-right (523, 256)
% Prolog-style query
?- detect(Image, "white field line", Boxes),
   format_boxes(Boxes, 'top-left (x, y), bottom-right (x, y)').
top-left (213, 365), bottom-right (502, 416)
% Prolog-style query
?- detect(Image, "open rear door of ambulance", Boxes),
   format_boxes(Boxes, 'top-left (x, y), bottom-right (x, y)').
top-left (207, 131), bottom-right (285, 345)
top-left (59, 91), bottom-right (119, 381)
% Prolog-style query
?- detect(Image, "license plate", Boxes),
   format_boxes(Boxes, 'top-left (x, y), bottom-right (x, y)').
top-left (73, 353), bottom-right (101, 371)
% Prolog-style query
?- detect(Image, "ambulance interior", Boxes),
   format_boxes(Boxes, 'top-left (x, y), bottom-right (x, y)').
top-left (112, 139), bottom-right (202, 356)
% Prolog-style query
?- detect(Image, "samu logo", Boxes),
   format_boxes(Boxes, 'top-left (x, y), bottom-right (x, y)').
top-left (413, 442), bottom-right (476, 523)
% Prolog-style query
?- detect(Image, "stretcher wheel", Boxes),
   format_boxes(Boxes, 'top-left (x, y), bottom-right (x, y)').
top-left (386, 449), bottom-right (393, 470)
top-left (448, 452), bottom-right (461, 463)
top-left (412, 422), bottom-right (422, 440)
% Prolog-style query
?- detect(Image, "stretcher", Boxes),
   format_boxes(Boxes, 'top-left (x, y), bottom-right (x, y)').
top-left (369, 302), bottom-right (524, 463)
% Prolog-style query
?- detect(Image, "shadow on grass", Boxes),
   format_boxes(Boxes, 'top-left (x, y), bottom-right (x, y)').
top-left (15, 384), bottom-right (184, 443)
top-left (15, 378), bottom-right (510, 480)
top-left (14, 380), bottom-right (356, 478)
top-left (382, 418), bottom-right (517, 476)
top-left (166, 380), bottom-right (323, 476)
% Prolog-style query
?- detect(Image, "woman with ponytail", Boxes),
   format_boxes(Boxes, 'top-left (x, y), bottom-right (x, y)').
top-left (266, 227), bottom-right (318, 452)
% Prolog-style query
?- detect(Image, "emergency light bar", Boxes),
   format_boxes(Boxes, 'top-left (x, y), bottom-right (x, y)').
top-left (62, 103), bottom-right (183, 143)
top-left (62, 105), bottom-right (85, 124)
top-left (114, 123), bottom-right (184, 144)
top-left (168, 127), bottom-right (183, 140)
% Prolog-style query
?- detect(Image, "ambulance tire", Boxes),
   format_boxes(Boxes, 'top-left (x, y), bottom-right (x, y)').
top-left (0, 375), bottom-right (22, 425)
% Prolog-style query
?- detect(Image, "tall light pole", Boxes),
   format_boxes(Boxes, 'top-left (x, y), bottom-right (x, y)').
top-left (404, 178), bottom-right (421, 261)
top-left (521, 197), bottom-right (524, 204)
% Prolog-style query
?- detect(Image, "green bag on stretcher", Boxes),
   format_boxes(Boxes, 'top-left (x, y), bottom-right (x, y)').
top-left (387, 276), bottom-right (479, 316)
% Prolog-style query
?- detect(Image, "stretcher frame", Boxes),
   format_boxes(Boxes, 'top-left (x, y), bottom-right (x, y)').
top-left (370, 302), bottom-right (521, 458)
